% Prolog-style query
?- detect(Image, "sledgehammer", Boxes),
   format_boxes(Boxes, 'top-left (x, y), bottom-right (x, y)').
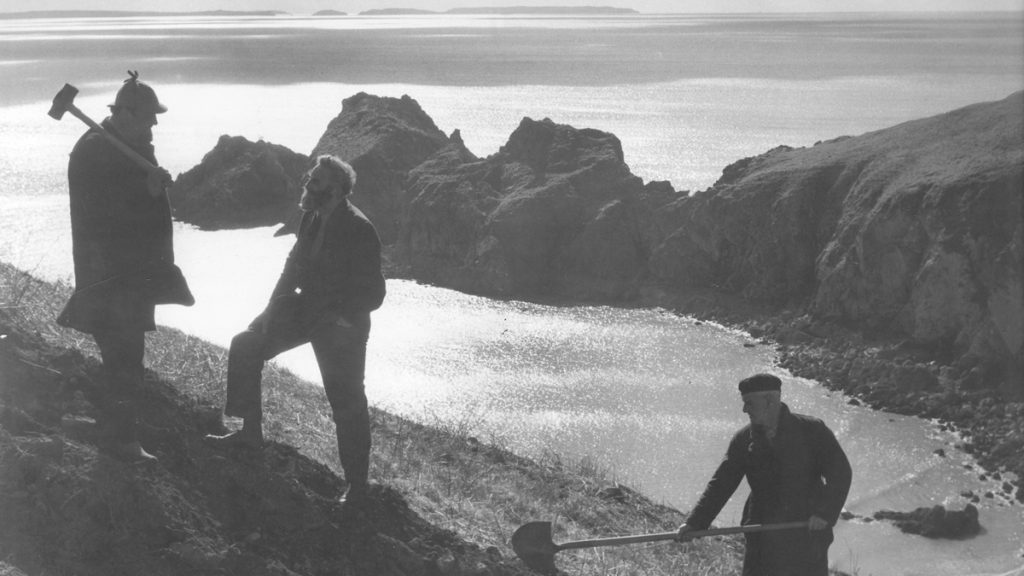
top-left (47, 83), bottom-right (160, 174)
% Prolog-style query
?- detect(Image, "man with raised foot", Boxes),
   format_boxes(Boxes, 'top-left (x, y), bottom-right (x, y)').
top-left (207, 155), bottom-right (386, 506)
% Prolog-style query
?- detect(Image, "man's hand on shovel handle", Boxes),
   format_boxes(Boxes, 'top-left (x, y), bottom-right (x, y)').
top-left (675, 524), bottom-right (697, 542)
top-left (147, 167), bottom-right (172, 197)
top-left (807, 515), bottom-right (829, 531)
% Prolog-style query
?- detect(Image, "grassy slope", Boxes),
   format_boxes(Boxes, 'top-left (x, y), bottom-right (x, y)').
top-left (0, 261), bottom-right (744, 576)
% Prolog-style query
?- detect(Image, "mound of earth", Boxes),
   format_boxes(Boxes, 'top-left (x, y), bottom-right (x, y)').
top-left (0, 314), bottom-right (529, 576)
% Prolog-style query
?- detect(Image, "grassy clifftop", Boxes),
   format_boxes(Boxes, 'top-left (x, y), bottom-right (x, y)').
top-left (0, 261), bottom-right (742, 576)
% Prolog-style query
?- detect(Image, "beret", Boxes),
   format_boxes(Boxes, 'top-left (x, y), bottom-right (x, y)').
top-left (738, 373), bottom-right (782, 394)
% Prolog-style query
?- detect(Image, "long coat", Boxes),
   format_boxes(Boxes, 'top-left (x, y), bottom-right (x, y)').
top-left (685, 403), bottom-right (852, 576)
top-left (58, 120), bottom-right (192, 334)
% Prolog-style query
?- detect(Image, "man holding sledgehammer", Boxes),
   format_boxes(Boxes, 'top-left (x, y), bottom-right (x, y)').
top-left (677, 373), bottom-right (852, 575)
top-left (54, 71), bottom-right (193, 462)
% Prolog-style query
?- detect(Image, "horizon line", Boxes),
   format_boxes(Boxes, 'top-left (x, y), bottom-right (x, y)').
top-left (3, 8), bottom-right (1024, 17)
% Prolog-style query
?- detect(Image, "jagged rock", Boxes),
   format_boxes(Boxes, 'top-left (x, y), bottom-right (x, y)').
top-left (169, 92), bottom-right (1022, 406)
top-left (311, 93), bottom-right (452, 244)
top-left (873, 504), bottom-right (981, 539)
top-left (399, 116), bottom-right (679, 298)
top-left (649, 92), bottom-right (1023, 397)
top-left (169, 135), bottom-right (310, 230)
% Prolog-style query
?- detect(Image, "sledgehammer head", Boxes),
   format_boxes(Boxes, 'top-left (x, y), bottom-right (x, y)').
top-left (48, 83), bottom-right (79, 120)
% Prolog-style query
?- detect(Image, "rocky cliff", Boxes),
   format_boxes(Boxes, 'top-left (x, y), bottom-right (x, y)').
top-left (168, 92), bottom-right (1022, 400)
top-left (650, 92), bottom-right (1023, 396)
top-left (168, 135), bottom-right (309, 230)
top-left (399, 117), bottom-right (678, 298)
top-left (310, 92), bottom-right (452, 244)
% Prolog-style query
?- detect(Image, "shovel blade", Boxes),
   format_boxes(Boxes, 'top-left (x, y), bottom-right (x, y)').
top-left (511, 521), bottom-right (558, 574)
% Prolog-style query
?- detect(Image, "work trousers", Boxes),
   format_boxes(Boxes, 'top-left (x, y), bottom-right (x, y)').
top-left (93, 328), bottom-right (146, 443)
top-left (225, 303), bottom-right (372, 487)
top-left (743, 529), bottom-right (831, 576)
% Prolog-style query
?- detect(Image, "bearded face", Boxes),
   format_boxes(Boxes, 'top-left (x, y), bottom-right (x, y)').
top-left (299, 164), bottom-right (334, 212)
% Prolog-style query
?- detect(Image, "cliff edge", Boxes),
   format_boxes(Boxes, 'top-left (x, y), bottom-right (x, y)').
top-left (652, 92), bottom-right (1022, 398)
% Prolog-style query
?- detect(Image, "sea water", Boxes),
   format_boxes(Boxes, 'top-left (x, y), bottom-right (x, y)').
top-left (1, 13), bottom-right (1022, 576)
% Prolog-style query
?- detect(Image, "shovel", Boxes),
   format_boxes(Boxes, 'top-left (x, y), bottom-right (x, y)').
top-left (511, 519), bottom-right (809, 573)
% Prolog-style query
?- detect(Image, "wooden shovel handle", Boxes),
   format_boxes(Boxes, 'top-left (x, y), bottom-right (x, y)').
top-left (557, 521), bottom-right (810, 551)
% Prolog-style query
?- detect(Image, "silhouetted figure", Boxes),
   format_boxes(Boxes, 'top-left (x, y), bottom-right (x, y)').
top-left (208, 155), bottom-right (385, 505)
top-left (59, 71), bottom-right (194, 462)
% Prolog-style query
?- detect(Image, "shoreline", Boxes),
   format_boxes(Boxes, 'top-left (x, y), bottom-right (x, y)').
top-left (648, 285), bottom-right (1024, 504)
top-left (1, 258), bottom-right (1018, 573)
top-left (385, 256), bottom-right (1023, 505)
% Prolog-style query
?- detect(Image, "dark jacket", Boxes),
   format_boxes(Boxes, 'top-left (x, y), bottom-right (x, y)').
top-left (58, 120), bottom-right (192, 334)
top-left (269, 200), bottom-right (385, 326)
top-left (686, 403), bottom-right (852, 576)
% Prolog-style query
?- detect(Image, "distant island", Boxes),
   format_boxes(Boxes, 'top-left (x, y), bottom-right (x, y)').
top-left (359, 8), bottom-right (436, 16)
top-left (0, 6), bottom-right (638, 19)
top-left (0, 10), bottom-right (288, 19)
top-left (361, 6), bottom-right (639, 15)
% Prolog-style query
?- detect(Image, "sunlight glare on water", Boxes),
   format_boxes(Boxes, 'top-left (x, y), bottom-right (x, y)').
top-left (2, 13), bottom-right (1022, 575)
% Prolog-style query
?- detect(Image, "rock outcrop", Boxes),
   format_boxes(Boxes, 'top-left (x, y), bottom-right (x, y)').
top-left (310, 92), bottom-right (452, 244)
top-left (164, 91), bottom-right (1023, 498)
top-left (169, 92), bottom-right (1022, 398)
top-left (650, 92), bottom-right (1023, 396)
top-left (169, 135), bottom-right (309, 230)
top-left (400, 116), bottom-right (679, 298)
top-left (873, 504), bottom-right (982, 539)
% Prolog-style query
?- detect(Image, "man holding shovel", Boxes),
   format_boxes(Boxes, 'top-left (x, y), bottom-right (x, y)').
top-left (677, 373), bottom-right (852, 575)
top-left (56, 71), bottom-right (193, 462)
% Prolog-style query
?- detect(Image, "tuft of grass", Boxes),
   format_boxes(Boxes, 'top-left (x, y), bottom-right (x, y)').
top-left (0, 261), bottom-right (746, 575)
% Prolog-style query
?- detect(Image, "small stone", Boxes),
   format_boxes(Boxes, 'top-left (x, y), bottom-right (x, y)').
top-left (436, 552), bottom-right (458, 575)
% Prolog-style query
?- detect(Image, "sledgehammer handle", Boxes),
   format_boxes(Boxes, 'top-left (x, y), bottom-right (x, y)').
top-left (64, 103), bottom-right (159, 174)
top-left (558, 521), bottom-right (810, 551)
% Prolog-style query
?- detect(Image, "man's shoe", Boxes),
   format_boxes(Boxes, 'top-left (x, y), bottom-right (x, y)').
top-left (204, 430), bottom-right (264, 450)
top-left (112, 440), bottom-right (158, 463)
top-left (338, 481), bottom-right (369, 507)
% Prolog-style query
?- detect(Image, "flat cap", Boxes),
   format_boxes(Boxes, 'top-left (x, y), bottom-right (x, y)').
top-left (738, 373), bottom-right (782, 394)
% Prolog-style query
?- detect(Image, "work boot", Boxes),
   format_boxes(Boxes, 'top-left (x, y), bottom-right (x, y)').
top-left (205, 416), bottom-right (263, 449)
top-left (111, 440), bottom-right (158, 463)
top-left (204, 429), bottom-right (264, 450)
top-left (338, 480), bottom-right (369, 508)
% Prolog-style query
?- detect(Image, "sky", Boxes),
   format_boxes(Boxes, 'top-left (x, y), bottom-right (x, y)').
top-left (3, 0), bottom-right (1023, 14)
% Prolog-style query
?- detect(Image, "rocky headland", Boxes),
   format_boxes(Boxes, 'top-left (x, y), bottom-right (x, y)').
top-left (169, 135), bottom-right (310, 230)
top-left (168, 91), bottom-right (1024, 502)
